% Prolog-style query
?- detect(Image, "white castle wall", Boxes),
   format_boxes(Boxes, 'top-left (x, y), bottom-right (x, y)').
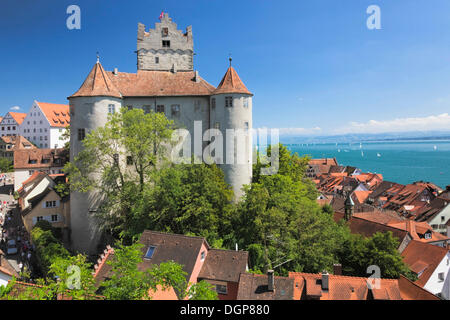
top-left (69, 96), bottom-right (123, 255)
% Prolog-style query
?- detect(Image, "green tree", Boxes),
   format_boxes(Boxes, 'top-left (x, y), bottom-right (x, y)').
top-left (66, 108), bottom-right (175, 240)
top-left (0, 157), bottom-right (13, 173)
top-left (337, 232), bottom-right (417, 281)
top-left (0, 256), bottom-right (98, 300)
top-left (235, 144), bottom-right (348, 275)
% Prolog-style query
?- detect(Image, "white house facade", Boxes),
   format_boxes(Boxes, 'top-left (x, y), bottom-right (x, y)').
top-left (19, 100), bottom-right (69, 149)
top-left (0, 112), bottom-right (26, 137)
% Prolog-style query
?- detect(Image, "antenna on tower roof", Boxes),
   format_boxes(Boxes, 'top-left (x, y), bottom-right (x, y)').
top-left (96, 51), bottom-right (100, 63)
top-left (229, 53), bottom-right (232, 67)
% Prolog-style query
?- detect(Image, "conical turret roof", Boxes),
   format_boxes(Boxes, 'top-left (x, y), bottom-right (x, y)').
top-left (213, 66), bottom-right (252, 95)
top-left (69, 61), bottom-right (122, 98)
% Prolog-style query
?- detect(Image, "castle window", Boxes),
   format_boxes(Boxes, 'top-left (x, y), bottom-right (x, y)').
top-left (162, 27), bottom-right (169, 37)
top-left (211, 98), bottom-right (216, 109)
top-left (156, 105), bottom-right (165, 113)
top-left (243, 98), bottom-right (249, 108)
top-left (225, 96), bottom-right (233, 108)
top-left (171, 105), bottom-right (180, 117)
top-left (126, 156), bottom-right (133, 166)
top-left (244, 121), bottom-right (249, 130)
top-left (51, 215), bottom-right (58, 222)
top-left (78, 128), bottom-right (85, 141)
top-left (162, 40), bottom-right (170, 48)
top-left (108, 104), bottom-right (115, 114)
top-left (155, 57), bottom-right (159, 64)
top-left (143, 105), bottom-right (152, 114)
top-left (216, 284), bottom-right (227, 295)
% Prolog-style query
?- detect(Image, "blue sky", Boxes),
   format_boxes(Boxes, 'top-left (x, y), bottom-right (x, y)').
top-left (1, 0), bottom-right (450, 135)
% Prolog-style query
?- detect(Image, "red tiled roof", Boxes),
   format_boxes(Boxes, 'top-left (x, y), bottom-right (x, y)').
top-left (401, 240), bottom-right (449, 287)
top-left (8, 112), bottom-right (27, 125)
top-left (70, 62), bottom-right (122, 98)
top-left (13, 148), bottom-right (69, 170)
top-left (213, 66), bottom-right (252, 95)
top-left (0, 135), bottom-right (35, 150)
top-left (289, 272), bottom-right (401, 300)
top-left (36, 102), bottom-right (70, 128)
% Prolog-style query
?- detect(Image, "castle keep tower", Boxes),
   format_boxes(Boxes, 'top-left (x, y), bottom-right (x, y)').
top-left (137, 13), bottom-right (194, 71)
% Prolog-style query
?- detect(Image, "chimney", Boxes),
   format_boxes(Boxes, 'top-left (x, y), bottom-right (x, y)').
top-left (194, 70), bottom-right (200, 83)
top-left (267, 270), bottom-right (274, 292)
top-left (333, 264), bottom-right (342, 276)
top-left (321, 271), bottom-right (329, 291)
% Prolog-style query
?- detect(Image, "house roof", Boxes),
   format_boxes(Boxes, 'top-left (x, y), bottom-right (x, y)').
top-left (387, 220), bottom-right (449, 244)
top-left (334, 212), bottom-right (409, 244)
top-left (198, 249), bottom-right (248, 283)
top-left (401, 240), bottom-right (449, 287)
top-left (70, 61), bottom-right (122, 98)
top-left (138, 231), bottom-right (207, 282)
top-left (236, 273), bottom-right (294, 300)
top-left (70, 62), bottom-right (218, 98)
top-left (289, 272), bottom-right (401, 300)
top-left (13, 148), bottom-right (69, 170)
top-left (309, 158), bottom-right (338, 166)
top-left (353, 191), bottom-right (370, 204)
top-left (397, 275), bottom-right (440, 300)
top-left (35, 102), bottom-right (70, 128)
top-left (213, 66), bottom-right (252, 95)
top-left (415, 196), bottom-right (450, 223)
top-left (0, 135), bottom-right (35, 150)
top-left (6, 112), bottom-right (27, 125)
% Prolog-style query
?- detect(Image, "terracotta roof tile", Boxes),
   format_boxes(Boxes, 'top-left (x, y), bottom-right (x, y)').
top-left (401, 240), bottom-right (449, 287)
top-left (213, 66), bottom-right (252, 95)
top-left (7, 112), bottom-right (27, 125)
top-left (70, 62), bottom-right (122, 98)
top-left (198, 249), bottom-right (248, 283)
top-left (36, 102), bottom-right (70, 128)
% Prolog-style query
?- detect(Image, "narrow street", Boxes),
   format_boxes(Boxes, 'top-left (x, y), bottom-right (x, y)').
top-left (0, 173), bottom-right (34, 278)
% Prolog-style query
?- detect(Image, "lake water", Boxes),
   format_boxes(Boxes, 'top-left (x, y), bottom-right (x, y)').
top-left (286, 140), bottom-right (450, 189)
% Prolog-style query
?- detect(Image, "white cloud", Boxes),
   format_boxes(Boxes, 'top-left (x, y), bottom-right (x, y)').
top-left (255, 126), bottom-right (322, 136)
top-left (335, 113), bottom-right (450, 134)
top-left (10, 106), bottom-right (20, 111)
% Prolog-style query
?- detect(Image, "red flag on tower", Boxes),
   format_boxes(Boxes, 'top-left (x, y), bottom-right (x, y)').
top-left (159, 11), bottom-right (164, 20)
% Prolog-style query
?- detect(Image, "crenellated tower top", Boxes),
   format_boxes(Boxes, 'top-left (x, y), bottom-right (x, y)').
top-left (136, 13), bottom-right (194, 72)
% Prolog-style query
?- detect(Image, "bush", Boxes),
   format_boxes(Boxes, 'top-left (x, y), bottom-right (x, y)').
top-left (31, 226), bottom-right (70, 276)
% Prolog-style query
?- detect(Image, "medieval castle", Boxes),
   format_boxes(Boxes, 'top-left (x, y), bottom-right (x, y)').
top-left (68, 13), bottom-right (253, 254)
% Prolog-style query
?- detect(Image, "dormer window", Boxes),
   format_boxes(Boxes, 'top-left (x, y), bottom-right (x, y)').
top-left (144, 246), bottom-right (156, 259)
top-left (424, 232), bottom-right (432, 239)
top-left (162, 40), bottom-right (170, 48)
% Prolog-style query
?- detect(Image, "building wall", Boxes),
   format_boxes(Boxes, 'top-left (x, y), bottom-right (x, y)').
top-left (20, 101), bottom-right (51, 148)
top-left (424, 251), bottom-right (450, 299)
top-left (69, 96), bottom-right (123, 255)
top-left (22, 189), bottom-right (70, 233)
top-left (189, 242), bottom-right (208, 284)
top-left (50, 127), bottom-right (67, 149)
top-left (210, 93), bottom-right (253, 199)
top-left (0, 273), bottom-right (12, 288)
top-left (137, 13), bottom-right (193, 71)
top-left (14, 167), bottom-right (64, 191)
top-left (428, 205), bottom-right (450, 235)
top-left (0, 113), bottom-right (21, 137)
